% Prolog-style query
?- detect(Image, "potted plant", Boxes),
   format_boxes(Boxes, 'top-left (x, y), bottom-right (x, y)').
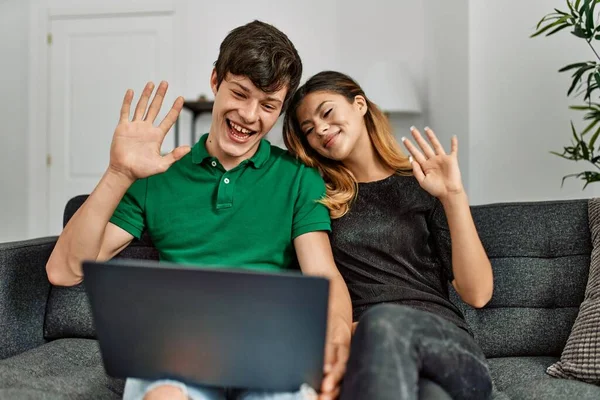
top-left (532, 0), bottom-right (600, 187)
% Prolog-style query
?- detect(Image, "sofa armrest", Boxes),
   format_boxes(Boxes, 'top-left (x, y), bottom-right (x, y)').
top-left (0, 236), bottom-right (57, 359)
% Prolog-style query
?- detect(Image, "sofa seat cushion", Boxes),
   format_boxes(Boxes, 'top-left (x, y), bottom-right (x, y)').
top-left (488, 356), bottom-right (600, 399)
top-left (0, 338), bottom-right (123, 399)
top-left (488, 356), bottom-right (558, 390)
top-left (503, 378), bottom-right (600, 399)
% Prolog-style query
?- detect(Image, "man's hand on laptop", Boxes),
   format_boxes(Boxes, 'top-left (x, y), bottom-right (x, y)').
top-left (108, 81), bottom-right (191, 183)
top-left (320, 341), bottom-right (350, 399)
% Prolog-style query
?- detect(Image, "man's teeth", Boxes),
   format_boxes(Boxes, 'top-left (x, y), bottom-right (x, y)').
top-left (230, 121), bottom-right (252, 134)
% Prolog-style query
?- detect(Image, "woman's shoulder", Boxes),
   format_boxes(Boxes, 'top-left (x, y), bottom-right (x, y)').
top-left (388, 173), bottom-right (438, 208)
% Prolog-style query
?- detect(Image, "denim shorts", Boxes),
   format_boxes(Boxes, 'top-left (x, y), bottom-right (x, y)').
top-left (122, 378), bottom-right (317, 400)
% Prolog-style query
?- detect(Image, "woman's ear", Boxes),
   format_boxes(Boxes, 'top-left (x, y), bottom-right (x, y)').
top-left (354, 95), bottom-right (368, 116)
top-left (210, 69), bottom-right (219, 96)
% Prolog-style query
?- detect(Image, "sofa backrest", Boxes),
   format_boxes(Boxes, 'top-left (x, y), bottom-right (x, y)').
top-left (45, 195), bottom-right (593, 360)
top-left (43, 195), bottom-right (158, 340)
top-left (446, 199), bottom-right (591, 358)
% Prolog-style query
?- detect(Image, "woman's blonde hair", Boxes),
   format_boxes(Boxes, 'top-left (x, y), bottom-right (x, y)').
top-left (283, 71), bottom-right (412, 219)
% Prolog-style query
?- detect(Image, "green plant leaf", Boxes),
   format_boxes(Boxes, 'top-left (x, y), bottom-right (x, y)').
top-left (572, 121), bottom-right (580, 140)
top-left (589, 125), bottom-right (600, 149)
top-left (548, 23), bottom-right (573, 36)
top-left (582, 118), bottom-right (599, 135)
top-left (589, 0), bottom-right (599, 32)
top-left (532, 17), bottom-right (570, 37)
top-left (567, 64), bottom-right (596, 96)
top-left (570, 104), bottom-right (596, 110)
top-left (568, 0), bottom-right (577, 15)
top-left (580, 0), bottom-right (590, 18)
top-left (559, 62), bottom-right (591, 72)
top-left (568, 68), bottom-right (588, 95)
top-left (584, 74), bottom-right (599, 100)
top-left (587, 0), bottom-right (595, 34)
top-left (582, 140), bottom-right (590, 158)
top-left (573, 24), bottom-right (590, 38)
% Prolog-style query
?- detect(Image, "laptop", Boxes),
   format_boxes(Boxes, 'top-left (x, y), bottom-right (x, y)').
top-left (82, 258), bottom-right (330, 392)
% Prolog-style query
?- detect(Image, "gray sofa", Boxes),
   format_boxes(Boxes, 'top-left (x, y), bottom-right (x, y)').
top-left (0, 195), bottom-right (599, 399)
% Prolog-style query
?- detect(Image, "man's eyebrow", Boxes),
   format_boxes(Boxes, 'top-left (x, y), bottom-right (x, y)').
top-left (231, 81), bottom-right (251, 93)
top-left (264, 96), bottom-right (283, 104)
top-left (300, 101), bottom-right (330, 127)
top-left (231, 82), bottom-right (282, 104)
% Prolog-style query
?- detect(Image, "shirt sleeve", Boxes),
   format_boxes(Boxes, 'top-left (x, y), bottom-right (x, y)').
top-left (109, 178), bottom-right (148, 239)
top-left (429, 197), bottom-right (454, 282)
top-left (292, 165), bottom-right (332, 239)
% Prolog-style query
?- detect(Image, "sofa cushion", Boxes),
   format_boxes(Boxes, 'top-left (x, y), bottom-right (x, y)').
top-left (44, 284), bottom-right (95, 339)
top-left (0, 338), bottom-right (123, 399)
top-left (0, 237), bottom-right (55, 360)
top-left (445, 200), bottom-right (591, 357)
top-left (547, 197), bottom-right (600, 382)
top-left (503, 378), bottom-right (600, 399)
top-left (44, 195), bottom-right (159, 340)
top-left (44, 241), bottom-right (159, 340)
top-left (488, 356), bottom-right (559, 391)
top-left (488, 356), bottom-right (600, 399)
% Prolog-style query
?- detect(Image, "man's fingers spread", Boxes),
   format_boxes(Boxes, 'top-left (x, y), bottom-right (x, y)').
top-left (133, 82), bottom-right (155, 121)
top-left (145, 81), bottom-right (169, 123)
top-left (158, 97), bottom-right (184, 134)
top-left (119, 89), bottom-right (133, 122)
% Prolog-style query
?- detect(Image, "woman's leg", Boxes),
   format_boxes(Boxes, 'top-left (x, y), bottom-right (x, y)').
top-left (340, 304), bottom-right (492, 400)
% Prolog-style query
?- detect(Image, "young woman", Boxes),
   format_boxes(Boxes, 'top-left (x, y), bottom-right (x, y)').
top-left (283, 71), bottom-right (494, 400)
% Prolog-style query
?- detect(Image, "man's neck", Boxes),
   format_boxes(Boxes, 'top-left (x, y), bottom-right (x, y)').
top-left (205, 132), bottom-right (259, 171)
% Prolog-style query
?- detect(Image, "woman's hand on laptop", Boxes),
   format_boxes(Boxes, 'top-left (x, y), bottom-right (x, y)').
top-left (320, 341), bottom-right (350, 399)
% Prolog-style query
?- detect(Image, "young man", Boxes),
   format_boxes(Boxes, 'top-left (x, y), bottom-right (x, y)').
top-left (46, 21), bottom-right (352, 400)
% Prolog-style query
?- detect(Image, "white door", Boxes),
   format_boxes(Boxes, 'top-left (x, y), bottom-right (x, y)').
top-left (48, 14), bottom-right (177, 235)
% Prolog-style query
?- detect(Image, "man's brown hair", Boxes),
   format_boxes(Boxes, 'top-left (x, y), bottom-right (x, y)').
top-left (214, 20), bottom-right (302, 112)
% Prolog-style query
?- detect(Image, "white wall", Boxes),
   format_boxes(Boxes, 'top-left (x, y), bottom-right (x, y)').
top-left (180, 0), bottom-right (427, 149)
top-left (468, 0), bottom-right (600, 204)
top-left (0, 0), bottom-right (29, 242)
top-left (4, 0), bottom-right (600, 241)
top-left (424, 0), bottom-right (470, 192)
top-left (336, 0), bottom-right (426, 142)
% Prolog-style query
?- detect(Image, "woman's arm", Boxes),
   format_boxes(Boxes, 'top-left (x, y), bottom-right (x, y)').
top-left (402, 126), bottom-right (493, 308)
top-left (441, 192), bottom-right (493, 308)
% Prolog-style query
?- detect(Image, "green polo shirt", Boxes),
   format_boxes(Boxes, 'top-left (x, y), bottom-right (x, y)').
top-left (109, 134), bottom-right (331, 272)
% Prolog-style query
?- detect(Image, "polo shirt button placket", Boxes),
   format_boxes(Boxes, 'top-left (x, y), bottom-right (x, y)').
top-left (211, 161), bottom-right (217, 167)
top-left (216, 174), bottom-right (234, 209)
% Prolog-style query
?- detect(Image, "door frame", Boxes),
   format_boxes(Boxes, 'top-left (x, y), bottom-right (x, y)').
top-left (28, 0), bottom-right (186, 238)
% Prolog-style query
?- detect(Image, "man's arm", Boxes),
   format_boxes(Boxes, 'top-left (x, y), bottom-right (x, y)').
top-left (46, 171), bottom-right (135, 286)
top-left (46, 81), bottom-right (190, 287)
top-left (294, 231), bottom-right (352, 400)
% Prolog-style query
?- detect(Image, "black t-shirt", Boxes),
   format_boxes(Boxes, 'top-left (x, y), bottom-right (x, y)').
top-left (330, 173), bottom-right (470, 333)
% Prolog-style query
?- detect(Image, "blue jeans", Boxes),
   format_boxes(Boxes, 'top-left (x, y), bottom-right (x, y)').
top-left (122, 378), bottom-right (316, 400)
top-left (340, 304), bottom-right (493, 400)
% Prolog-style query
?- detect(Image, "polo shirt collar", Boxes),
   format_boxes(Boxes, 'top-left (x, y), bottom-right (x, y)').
top-left (192, 133), bottom-right (271, 168)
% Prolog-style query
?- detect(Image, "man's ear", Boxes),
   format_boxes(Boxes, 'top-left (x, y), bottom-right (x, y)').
top-left (210, 69), bottom-right (219, 96)
top-left (354, 95), bottom-right (368, 116)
